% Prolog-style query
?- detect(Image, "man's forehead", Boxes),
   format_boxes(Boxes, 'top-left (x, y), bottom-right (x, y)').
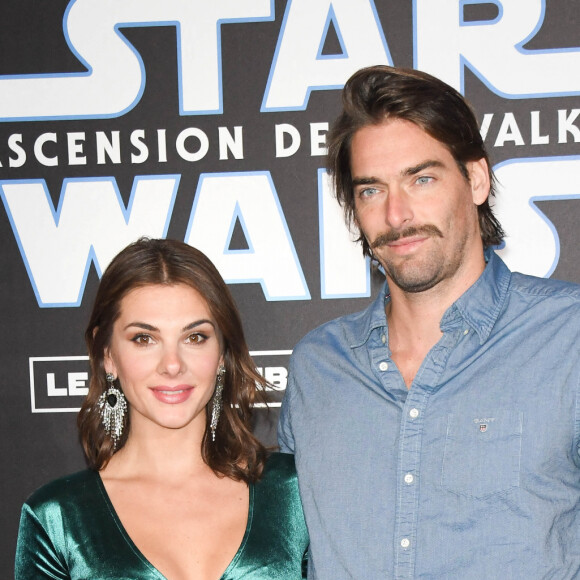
top-left (350, 122), bottom-right (455, 173)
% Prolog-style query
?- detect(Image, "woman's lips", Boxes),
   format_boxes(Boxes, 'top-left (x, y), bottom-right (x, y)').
top-left (150, 385), bottom-right (194, 404)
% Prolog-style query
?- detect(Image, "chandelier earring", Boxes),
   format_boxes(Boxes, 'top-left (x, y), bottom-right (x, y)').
top-left (210, 365), bottom-right (226, 442)
top-left (98, 373), bottom-right (128, 448)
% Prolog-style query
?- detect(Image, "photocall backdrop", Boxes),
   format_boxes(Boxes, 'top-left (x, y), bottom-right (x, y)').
top-left (1, 0), bottom-right (580, 571)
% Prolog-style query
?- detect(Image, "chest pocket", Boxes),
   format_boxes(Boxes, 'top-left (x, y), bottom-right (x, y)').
top-left (441, 411), bottom-right (523, 499)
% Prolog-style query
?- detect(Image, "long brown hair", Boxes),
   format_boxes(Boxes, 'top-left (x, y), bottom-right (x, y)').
top-left (327, 65), bottom-right (505, 256)
top-left (78, 237), bottom-right (268, 482)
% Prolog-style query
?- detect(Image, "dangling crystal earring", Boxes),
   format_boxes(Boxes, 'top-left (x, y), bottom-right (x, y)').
top-left (210, 365), bottom-right (225, 442)
top-left (98, 373), bottom-right (128, 447)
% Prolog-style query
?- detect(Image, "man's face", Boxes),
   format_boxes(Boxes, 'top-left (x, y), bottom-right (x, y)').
top-left (351, 118), bottom-right (489, 295)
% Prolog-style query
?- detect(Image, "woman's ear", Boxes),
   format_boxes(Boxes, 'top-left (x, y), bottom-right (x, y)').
top-left (103, 348), bottom-right (117, 378)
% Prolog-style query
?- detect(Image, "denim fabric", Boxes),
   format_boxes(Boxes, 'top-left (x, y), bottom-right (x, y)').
top-left (279, 251), bottom-right (580, 580)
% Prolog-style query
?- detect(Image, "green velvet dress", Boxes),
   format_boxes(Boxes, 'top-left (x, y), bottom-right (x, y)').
top-left (15, 453), bottom-right (308, 579)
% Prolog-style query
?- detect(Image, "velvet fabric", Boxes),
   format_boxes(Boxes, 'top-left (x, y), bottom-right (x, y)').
top-left (15, 452), bottom-right (308, 579)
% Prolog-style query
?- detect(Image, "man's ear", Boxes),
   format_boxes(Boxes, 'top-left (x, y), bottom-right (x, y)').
top-left (468, 158), bottom-right (491, 206)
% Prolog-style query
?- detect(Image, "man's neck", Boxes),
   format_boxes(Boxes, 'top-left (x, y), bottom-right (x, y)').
top-left (385, 258), bottom-right (486, 388)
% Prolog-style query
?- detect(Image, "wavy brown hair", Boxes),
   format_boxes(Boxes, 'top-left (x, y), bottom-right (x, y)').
top-left (78, 237), bottom-right (268, 483)
top-left (327, 65), bottom-right (505, 256)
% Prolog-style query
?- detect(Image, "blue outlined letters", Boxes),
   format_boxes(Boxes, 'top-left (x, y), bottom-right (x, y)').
top-left (0, 176), bottom-right (178, 306)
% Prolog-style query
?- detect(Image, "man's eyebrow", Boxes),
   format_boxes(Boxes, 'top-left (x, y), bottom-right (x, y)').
top-left (402, 160), bottom-right (444, 177)
top-left (351, 176), bottom-right (380, 187)
top-left (352, 160), bottom-right (445, 187)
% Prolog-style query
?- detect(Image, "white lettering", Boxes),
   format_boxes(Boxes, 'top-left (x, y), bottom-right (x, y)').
top-left (480, 113), bottom-right (493, 141)
top-left (558, 109), bottom-right (580, 143)
top-left (318, 169), bottom-right (369, 298)
top-left (264, 367), bottom-right (288, 389)
top-left (35, 133), bottom-right (59, 167)
top-left (67, 132), bottom-right (87, 165)
top-left (275, 123), bottom-right (301, 158)
top-left (176, 128), bottom-right (209, 162)
top-left (0, 175), bottom-right (179, 306)
top-left (130, 129), bottom-right (149, 163)
top-left (96, 131), bottom-right (121, 164)
top-left (46, 373), bottom-right (68, 396)
top-left (8, 134), bottom-right (26, 168)
top-left (157, 129), bottom-right (168, 162)
top-left (530, 111), bottom-right (549, 145)
top-left (185, 172), bottom-right (310, 300)
top-left (68, 372), bottom-right (89, 396)
top-left (494, 157), bottom-right (580, 277)
top-left (416, 0), bottom-right (580, 96)
top-left (0, 0), bottom-right (274, 120)
top-left (218, 126), bottom-right (244, 160)
top-left (310, 122), bottom-right (328, 156)
top-left (494, 112), bottom-right (524, 147)
top-left (263, 0), bottom-right (391, 110)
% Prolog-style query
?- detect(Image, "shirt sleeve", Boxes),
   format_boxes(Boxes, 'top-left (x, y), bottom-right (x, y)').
top-left (277, 358), bottom-right (296, 454)
top-left (15, 504), bottom-right (69, 580)
top-left (574, 371), bottom-right (580, 470)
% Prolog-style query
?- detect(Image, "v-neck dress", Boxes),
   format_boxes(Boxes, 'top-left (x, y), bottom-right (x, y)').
top-left (15, 453), bottom-right (308, 579)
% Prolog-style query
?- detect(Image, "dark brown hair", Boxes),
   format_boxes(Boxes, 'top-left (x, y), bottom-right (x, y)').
top-left (78, 237), bottom-right (268, 482)
top-left (327, 65), bottom-right (504, 256)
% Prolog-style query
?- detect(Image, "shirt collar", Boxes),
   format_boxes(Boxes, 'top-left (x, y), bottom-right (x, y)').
top-left (444, 248), bottom-right (511, 344)
top-left (345, 280), bottom-right (390, 349)
top-left (346, 249), bottom-right (511, 348)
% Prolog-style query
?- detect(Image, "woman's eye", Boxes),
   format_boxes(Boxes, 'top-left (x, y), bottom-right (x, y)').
top-left (131, 334), bottom-right (153, 345)
top-left (186, 333), bottom-right (207, 344)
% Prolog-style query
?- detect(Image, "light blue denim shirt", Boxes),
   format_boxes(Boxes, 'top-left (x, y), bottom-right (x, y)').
top-left (278, 251), bottom-right (580, 579)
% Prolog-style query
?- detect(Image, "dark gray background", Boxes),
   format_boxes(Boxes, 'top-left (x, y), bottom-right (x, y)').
top-left (1, 1), bottom-right (580, 574)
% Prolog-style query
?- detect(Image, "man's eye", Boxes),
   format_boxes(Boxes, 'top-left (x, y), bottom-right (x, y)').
top-left (359, 187), bottom-right (378, 197)
top-left (416, 176), bottom-right (433, 185)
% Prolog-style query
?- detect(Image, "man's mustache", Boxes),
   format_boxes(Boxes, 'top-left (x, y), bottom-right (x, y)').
top-left (371, 225), bottom-right (443, 249)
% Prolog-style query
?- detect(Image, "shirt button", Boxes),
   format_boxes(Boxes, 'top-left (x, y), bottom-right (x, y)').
top-left (381, 334), bottom-right (386, 344)
top-left (463, 329), bottom-right (469, 335)
top-left (409, 408), bottom-right (419, 419)
top-left (379, 361), bottom-right (388, 371)
top-left (401, 538), bottom-right (410, 548)
top-left (404, 473), bottom-right (414, 484)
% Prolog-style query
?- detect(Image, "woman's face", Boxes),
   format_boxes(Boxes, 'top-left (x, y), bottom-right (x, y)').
top-left (104, 283), bottom-right (223, 436)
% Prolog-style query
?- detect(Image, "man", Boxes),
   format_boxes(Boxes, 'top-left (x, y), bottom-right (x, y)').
top-left (278, 65), bottom-right (580, 579)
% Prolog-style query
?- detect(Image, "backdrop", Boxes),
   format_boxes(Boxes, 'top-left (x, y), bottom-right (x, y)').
top-left (2, 0), bottom-right (580, 572)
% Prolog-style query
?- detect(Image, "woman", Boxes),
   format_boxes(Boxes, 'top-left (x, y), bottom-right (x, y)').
top-left (15, 238), bottom-right (308, 579)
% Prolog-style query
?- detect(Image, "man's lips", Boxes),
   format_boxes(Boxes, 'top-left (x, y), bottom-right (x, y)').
top-left (371, 225), bottom-right (443, 250)
top-left (386, 235), bottom-right (428, 248)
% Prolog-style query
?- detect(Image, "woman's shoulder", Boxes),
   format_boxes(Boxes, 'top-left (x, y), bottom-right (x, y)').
top-left (24, 469), bottom-right (99, 512)
top-left (257, 452), bottom-right (298, 490)
top-left (263, 451), bottom-right (296, 475)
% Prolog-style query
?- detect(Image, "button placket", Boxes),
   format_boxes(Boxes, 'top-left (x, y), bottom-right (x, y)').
top-left (395, 389), bottom-right (430, 578)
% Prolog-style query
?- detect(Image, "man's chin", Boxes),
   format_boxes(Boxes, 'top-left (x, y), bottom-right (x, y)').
top-left (384, 263), bottom-right (443, 294)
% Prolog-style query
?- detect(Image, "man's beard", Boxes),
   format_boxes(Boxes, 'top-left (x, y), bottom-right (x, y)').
top-left (370, 225), bottom-right (452, 294)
